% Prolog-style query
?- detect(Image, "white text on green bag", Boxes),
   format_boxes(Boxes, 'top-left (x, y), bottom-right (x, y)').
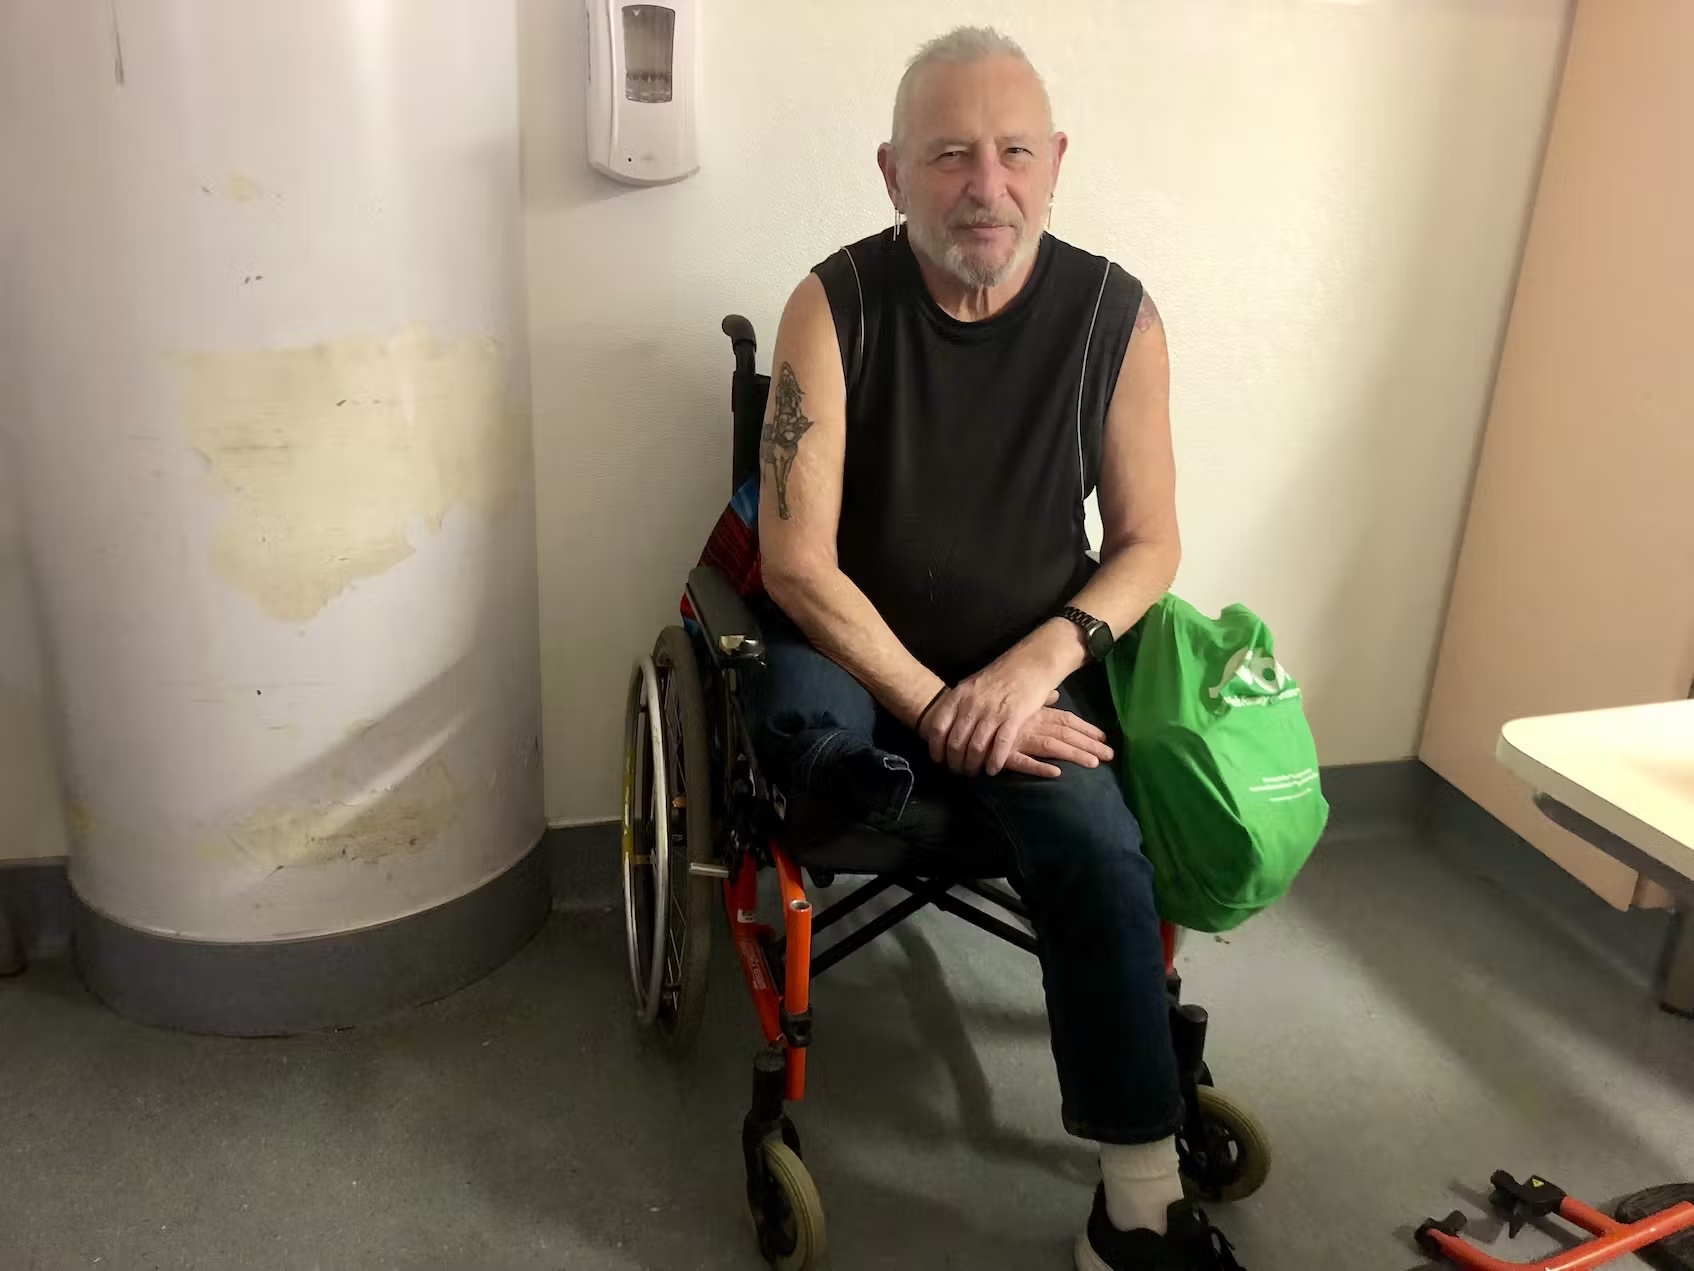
top-left (1206, 648), bottom-right (1302, 708)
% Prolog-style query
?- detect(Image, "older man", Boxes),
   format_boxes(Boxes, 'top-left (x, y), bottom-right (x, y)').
top-left (750, 27), bottom-right (1243, 1271)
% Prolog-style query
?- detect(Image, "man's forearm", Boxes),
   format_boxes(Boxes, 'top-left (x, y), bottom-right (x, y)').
top-left (1015, 537), bottom-right (1181, 682)
top-left (765, 565), bottom-right (946, 727)
top-left (1075, 537), bottom-right (1180, 644)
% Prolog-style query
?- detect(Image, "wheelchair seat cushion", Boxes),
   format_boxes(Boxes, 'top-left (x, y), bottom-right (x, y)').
top-left (781, 791), bottom-right (1017, 880)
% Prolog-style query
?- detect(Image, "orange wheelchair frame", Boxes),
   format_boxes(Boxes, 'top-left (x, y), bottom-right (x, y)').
top-left (725, 844), bottom-right (1187, 1109)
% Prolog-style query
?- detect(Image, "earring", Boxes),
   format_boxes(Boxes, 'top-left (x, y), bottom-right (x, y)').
top-left (1045, 199), bottom-right (1053, 232)
top-left (892, 208), bottom-right (904, 240)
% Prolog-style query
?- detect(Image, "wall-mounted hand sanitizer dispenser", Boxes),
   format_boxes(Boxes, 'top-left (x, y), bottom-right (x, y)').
top-left (585, 0), bottom-right (700, 185)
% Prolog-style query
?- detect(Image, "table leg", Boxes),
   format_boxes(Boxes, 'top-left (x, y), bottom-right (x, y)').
top-left (1661, 908), bottom-right (1694, 1017)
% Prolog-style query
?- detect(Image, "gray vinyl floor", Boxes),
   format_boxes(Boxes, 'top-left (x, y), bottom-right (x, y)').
top-left (4, 815), bottom-right (1694, 1270)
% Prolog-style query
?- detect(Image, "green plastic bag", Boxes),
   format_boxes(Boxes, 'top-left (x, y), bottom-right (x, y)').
top-left (1104, 594), bottom-right (1328, 933)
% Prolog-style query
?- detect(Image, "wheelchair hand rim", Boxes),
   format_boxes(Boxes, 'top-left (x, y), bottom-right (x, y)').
top-left (620, 654), bottom-right (672, 1023)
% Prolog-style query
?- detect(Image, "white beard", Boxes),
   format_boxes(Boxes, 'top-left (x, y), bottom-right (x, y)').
top-left (907, 213), bottom-right (1041, 289)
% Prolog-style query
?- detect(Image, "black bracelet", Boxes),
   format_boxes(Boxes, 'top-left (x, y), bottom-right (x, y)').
top-left (915, 685), bottom-right (949, 732)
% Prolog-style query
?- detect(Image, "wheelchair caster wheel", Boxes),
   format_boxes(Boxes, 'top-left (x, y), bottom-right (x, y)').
top-left (1180, 1086), bottom-right (1272, 1204)
top-left (748, 1136), bottom-right (828, 1271)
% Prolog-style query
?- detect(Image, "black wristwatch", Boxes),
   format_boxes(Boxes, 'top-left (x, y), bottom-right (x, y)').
top-left (1060, 606), bottom-right (1115, 663)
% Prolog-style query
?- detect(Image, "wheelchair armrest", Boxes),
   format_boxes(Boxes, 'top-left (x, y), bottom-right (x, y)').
top-left (686, 565), bottom-right (766, 664)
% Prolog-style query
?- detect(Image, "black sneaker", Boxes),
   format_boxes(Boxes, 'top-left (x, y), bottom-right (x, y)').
top-left (1074, 1190), bottom-right (1245, 1271)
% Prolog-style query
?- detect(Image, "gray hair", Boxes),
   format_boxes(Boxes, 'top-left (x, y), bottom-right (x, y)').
top-left (890, 26), bottom-right (1052, 150)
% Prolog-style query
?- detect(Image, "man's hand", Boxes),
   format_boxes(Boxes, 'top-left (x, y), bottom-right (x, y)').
top-left (920, 623), bottom-right (1105, 776)
top-left (998, 706), bottom-right (1115, 779)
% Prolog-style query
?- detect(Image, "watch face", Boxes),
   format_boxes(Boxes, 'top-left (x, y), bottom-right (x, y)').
top-left (1087, 622), bottom-right (1115, 660)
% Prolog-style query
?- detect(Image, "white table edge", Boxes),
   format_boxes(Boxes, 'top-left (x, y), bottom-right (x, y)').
top-left (1496, 721), bottom-right (1694, 887)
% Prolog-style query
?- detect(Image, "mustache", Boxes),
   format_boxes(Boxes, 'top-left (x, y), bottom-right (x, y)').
top-left (948, 207), bottom-right (1022, 230)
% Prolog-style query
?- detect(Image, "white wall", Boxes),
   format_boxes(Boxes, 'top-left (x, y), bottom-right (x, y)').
top-left (0, 476), bottom-right (68, 865)
top-left (524, 0), bottom-right (1571, 823)
top-left (1, 180), bottom-right (68, 865)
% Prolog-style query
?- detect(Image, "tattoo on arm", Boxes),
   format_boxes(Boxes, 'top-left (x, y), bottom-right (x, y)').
top-left (1135, 290), bottom-right (1160, 334)
top-left (762, 362), bottom-right (816, 520)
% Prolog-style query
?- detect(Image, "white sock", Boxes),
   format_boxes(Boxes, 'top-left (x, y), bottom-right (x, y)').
top-left (1099, 1137), bottom-right (1184, 1235)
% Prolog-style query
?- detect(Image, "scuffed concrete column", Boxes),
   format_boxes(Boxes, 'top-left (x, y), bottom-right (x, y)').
top-left (0, 2), bottom-right (545, 1031)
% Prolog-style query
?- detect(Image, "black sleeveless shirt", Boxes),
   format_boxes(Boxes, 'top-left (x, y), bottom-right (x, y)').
top-left (811, 229), bottom-right (1144, 684)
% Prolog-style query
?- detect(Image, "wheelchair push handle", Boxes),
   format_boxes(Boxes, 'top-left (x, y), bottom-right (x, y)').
top-left (722, 314), bottom-right (758, 376)
top-left (721, 313), bottom-right (757, 347)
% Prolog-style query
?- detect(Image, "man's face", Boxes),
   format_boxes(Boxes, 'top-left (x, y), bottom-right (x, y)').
top-left (885, 55), bottom-right (1066, 290)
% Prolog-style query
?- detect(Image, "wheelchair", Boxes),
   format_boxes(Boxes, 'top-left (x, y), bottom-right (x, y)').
top-left (619, 315), bottom-right (1271, 1271)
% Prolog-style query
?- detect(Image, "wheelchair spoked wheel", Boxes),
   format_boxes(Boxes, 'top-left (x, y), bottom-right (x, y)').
top-left (749, 1136), bottom-right (828, 1271)
top-left (1180, 1086), bottom-right (1272, 1204)
top-left (620, 625), bottom-right (717, 1052)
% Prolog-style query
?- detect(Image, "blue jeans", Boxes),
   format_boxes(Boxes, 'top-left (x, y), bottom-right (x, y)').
top-left (747, 603), bottom-right (1183, 1145)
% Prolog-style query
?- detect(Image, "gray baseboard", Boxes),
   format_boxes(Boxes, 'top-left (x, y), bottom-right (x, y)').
top-left (0, 897), bottom-right (19, 975)
top-left (0, 859), bottom-right (73, 969)
top-left (77, 840), bottom-right (551, 1036)
top-left (2, 840), bottom-right (551, 1035)
top-left (546, 821), bottom-right (622, 912)
top-left (1319, 758), bottom-right (1435, 837)
top-left (1420, 768), bottom-right (1674, 988)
